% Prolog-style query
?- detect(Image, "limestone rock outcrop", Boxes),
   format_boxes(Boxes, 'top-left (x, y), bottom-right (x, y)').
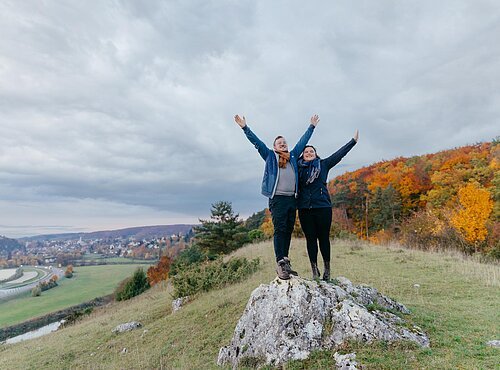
top-left (172, 296), bottom-right (190, 312)
top-left (112, 321), bottom-right (142, 334)
top-left (218, 276), bottom-right (428, 367)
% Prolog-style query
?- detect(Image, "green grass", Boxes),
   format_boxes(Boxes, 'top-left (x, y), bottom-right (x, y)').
top-left (79, 255), bottom-right (154, 264)
top-left (81, 254), bottom-right (105, 259)
top-left (102, 257), bottom-right (155, 264)
top-left (0, 240), bottom-right (498, 369)
top-left (0, 264), bottom-right (151, 327)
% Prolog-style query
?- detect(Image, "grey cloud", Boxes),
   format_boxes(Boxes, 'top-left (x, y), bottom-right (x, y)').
top-left (1, 0), bottom-right (499, 237)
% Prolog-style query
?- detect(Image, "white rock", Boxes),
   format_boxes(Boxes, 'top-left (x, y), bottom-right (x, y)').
top-left (112, 321), bottom-right (142, 334)
top-left (334, 352), bottom-right (358, 369)
top-left (172, 296), bottom-right (190, 312)
top-left (217, 276), bottom-right (429, 368)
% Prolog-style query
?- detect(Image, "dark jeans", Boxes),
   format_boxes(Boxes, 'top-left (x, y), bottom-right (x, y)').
top-left (298, 207), bottom-right (332, 264)
top-left (269, 195), bottom-right (297, 262)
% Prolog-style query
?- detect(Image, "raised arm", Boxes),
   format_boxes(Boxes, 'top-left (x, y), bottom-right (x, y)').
top-left (290, 114), bottom-right (319, 157)
top-left (323, 130), bottom-right (358, 170)
top-left (234, 114), bottom-right (270, 160)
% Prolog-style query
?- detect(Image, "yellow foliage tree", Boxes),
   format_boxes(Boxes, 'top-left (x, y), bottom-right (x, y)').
top-left (451, 182), bottom-right (493, 247)
top-left (292, 211), bottom-right (304, 238)
top-left (260, 209), bottom-right (274, 239)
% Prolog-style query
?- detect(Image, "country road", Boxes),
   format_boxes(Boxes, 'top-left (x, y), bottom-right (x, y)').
top-left (0, 267), bottom-right (64, 301)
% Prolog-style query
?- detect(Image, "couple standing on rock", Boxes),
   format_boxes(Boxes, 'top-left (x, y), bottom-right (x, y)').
top-left (234, 114), bottom-right (358, 280)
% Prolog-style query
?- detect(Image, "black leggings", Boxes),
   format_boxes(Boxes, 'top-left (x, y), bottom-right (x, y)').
top-left (298, 207), bottom-right (332, 264)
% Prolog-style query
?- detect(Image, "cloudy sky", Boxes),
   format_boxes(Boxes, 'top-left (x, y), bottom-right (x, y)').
top-left (1, 1), bottom-right (499, 238)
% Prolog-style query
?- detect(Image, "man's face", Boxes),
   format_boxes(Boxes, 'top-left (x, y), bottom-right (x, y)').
top-left (274, 137), bottom-right (288, 152)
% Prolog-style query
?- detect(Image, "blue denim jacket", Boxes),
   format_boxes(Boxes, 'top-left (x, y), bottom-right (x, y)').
top-left (242, 124), bottom-right (315, 198)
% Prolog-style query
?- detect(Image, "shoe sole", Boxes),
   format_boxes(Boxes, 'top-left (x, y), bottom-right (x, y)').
top-left (276, 270), bottom-right (290, 280)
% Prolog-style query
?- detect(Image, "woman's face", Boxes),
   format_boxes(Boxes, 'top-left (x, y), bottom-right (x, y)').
top-left (303, 147), bottom-right (317, 161)
top-left (274, 137), bottom-right (288, 152)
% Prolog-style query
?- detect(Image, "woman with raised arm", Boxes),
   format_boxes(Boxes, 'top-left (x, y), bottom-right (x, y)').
top-left (234, 114), bottom-right (319, 280)
top-left (297, 130), bottom-right (359, 280)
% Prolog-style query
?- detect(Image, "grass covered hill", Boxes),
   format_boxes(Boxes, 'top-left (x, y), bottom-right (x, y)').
top-left (0, 239), bottom-right (498, 369)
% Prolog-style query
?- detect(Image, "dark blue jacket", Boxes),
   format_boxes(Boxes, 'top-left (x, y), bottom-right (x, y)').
top-left (242, 124), bottom-right (316, 198)
top-left (297, 139), bottom-right (356, 209)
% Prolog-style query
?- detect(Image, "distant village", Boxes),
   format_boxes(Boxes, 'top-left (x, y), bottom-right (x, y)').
top-left (0, 231), bottom-right (193, 268)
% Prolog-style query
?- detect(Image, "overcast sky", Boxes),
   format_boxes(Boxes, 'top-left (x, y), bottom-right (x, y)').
top-left (1, 1), bottom-right (499, 238)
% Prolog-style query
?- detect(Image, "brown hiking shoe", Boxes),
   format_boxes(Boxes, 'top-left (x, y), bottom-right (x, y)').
top-left (276, 260), bottom-right (290, 280)
top-left (283, 257), bottom-right (298, 276)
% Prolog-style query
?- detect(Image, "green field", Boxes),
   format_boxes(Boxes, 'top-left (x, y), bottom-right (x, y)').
top-left (80, 255), bottom-right (155, 264)
top-left (0, 264), bottom-right (150, 328)
top-left (0, 240), bottom-right (498, 369)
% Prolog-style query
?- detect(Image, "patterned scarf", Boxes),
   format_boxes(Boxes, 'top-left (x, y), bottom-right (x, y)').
top-left (298, 158), bottom-right (321, 184)
top-left (275, 150), bottom-right (290, 169)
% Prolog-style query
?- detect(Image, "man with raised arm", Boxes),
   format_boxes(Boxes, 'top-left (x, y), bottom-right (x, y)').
top-left (234, 114), bottom-right (319, 279)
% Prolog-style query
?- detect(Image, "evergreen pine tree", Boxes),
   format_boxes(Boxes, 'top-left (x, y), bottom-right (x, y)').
top-left (194, 201), bottom-right (249, 255)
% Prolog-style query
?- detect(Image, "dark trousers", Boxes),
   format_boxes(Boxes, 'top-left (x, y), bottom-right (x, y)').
top-left (298, 207), bottom-right (332, 264)
top-left (269, 195), bottom-right (297, 262)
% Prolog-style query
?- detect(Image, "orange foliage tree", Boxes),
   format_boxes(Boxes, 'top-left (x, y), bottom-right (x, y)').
top-left (328, 141), bottom-right (497, 254)
top-left (147, 256), bottom-right (171, 286)
top-left (450, 182), bottom-right (493, 249)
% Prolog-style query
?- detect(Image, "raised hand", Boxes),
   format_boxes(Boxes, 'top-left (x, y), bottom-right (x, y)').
top-left (234, 114), bottom-right (247, 128)
top-left (354, 129), bottom-right (359, 142)
top-left (310, 114), bottom-right (320, 126)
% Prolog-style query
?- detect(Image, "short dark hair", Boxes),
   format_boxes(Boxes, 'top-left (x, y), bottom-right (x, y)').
top-left (273, 135), bottom-right (284, 145)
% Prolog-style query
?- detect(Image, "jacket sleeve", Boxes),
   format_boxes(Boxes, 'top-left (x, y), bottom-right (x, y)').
top-left (242, 125), bottom-right (270, 160)
top-left (323, 138), bottom-right (357, 170)
top-left (291, 124), bottom-right (315, 157)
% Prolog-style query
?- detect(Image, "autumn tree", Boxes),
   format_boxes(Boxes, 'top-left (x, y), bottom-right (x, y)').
top-left (65, 265), bottom-right (74, 278)
top-left (31, 285), bottom-right (41, 297)
top-left (491, 163), bottom-right (500, 222)
top-left (292, 211), bottom-right (304, 238)
top-left (147, 256), bottom-right (171, 286)
top-left (260, 209), bottom-right (274, 239)
top-left (450, 182), bottom-right (493, 251)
